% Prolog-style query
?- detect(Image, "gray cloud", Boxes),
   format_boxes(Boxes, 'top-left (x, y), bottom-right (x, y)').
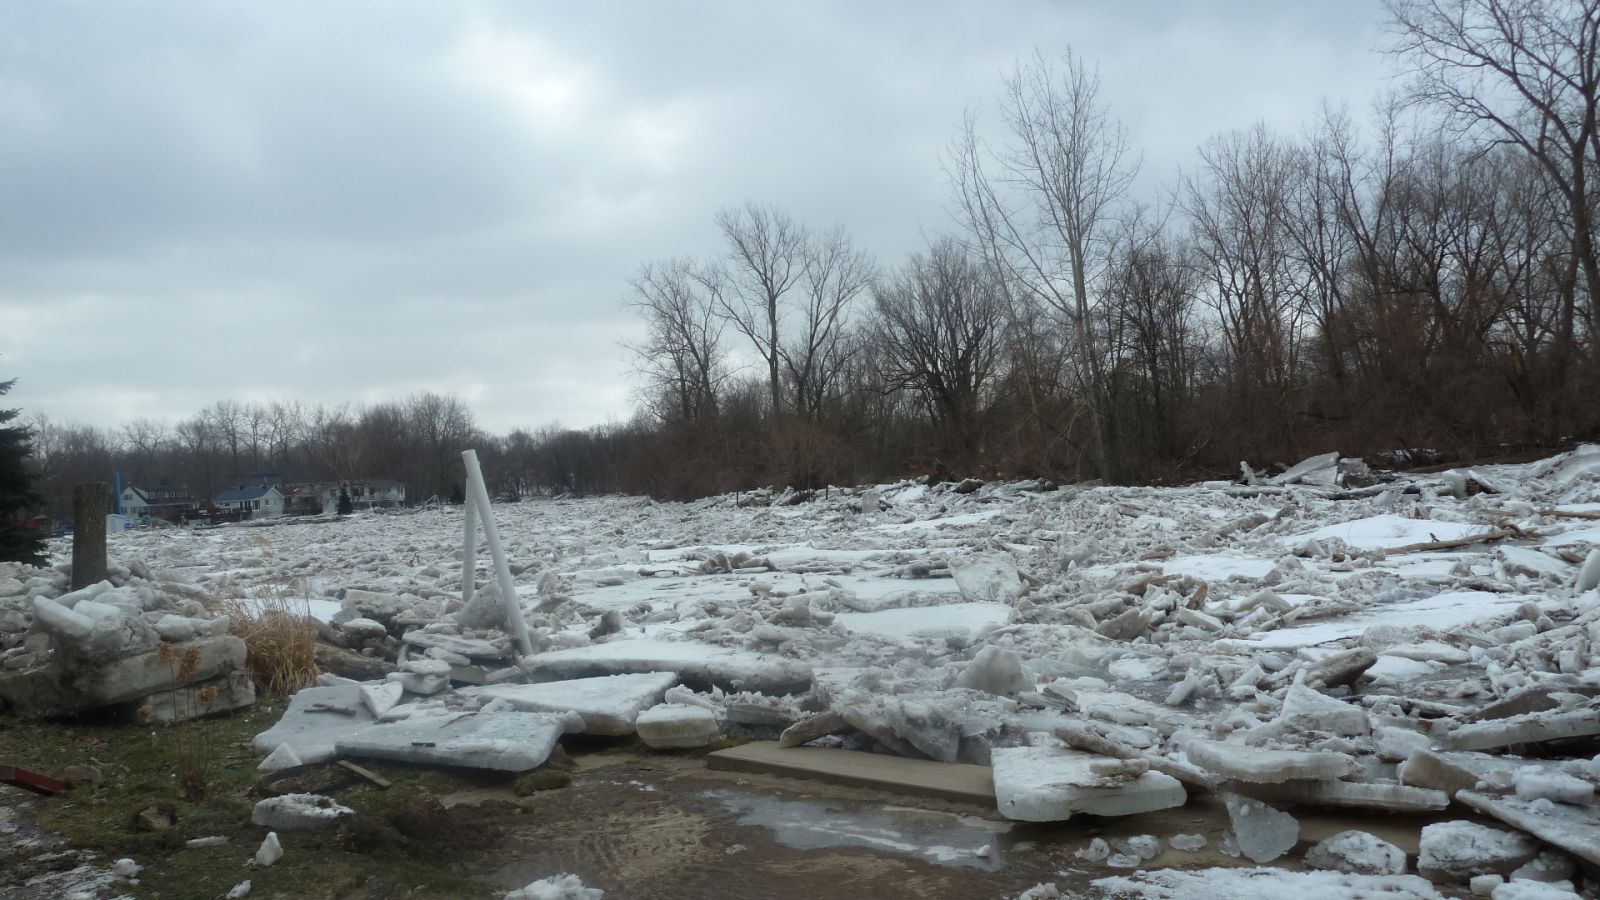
top-left (0, 0), bottom-right (1391, 433)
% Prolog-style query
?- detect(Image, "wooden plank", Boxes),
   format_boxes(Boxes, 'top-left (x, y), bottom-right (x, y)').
top-left (707, 742), bottom-right (994, 805)
top-left (336, 760), bottom-right (392, 789)
top-left (0, 764), bottom-right (64, 796)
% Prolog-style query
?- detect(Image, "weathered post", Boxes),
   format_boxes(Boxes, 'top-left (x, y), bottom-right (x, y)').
top-left (71, 483), bottom-right (110, 590)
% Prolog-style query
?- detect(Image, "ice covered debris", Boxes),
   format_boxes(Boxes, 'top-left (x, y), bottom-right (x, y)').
top-left (991, 747), bottom-right (1185, 821)
top-left (251, 794), bottom-right (353, 831)
top-left (0, 578), bottom-right (252, 721)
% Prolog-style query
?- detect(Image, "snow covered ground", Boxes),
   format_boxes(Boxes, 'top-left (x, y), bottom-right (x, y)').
top-left (6, 444), bottom-right (1600, 897)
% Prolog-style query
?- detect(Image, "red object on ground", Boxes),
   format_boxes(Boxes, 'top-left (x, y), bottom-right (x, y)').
top-left (0, 764), bottom-right (64, 795)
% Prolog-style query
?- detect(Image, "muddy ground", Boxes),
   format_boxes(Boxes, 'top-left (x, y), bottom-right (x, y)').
top-left (1, 739), bottom-right (1464, 900)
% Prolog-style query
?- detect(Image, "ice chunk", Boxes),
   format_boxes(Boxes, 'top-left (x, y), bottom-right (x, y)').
top-left (635, 703), bottom-right (720, 749)
top-left (1221, 792), bottom-right (1298, 864)
top-left (256, 743), bottom-right (302, 772)
top-left (992, 747), bottom-right (1185, 822)
top-left (1272, 451), bottom-right (1339, 486)
top-left (255, 832), bottom-right (281, 867)
top-left (336, 711), bottom-right (564, 771)
top-left (251, 794), bottom-right (353, 830)
top-left (251, 685), bottom-right (376, 764)
top-left (1456, 790), bottom-right (1600, 867)
top-left (1186, 739), bottom-right (1357, 783)
top-left (360, 681), bottom-right (404, 719)
top-left (503, 874), bottom-right (603, 900)
top-left (1374, 726), bottom-right (1432, 762)
top-left (1304, 830), bottom-right (1406, 875)
top-left (1094, 867), bottom-right (1446, 899)
top-left (1168, 834), bottom-right (1206, 852)
top-left (1238, 779), bottom-right (1448, 812)
top-left (949, 553), bottom-right (1023, 602)
top-left (1417, 820), bottom-right (1539, 882)
top-left (1576, 548), bottom-right (1600, 592)
top-left (1447, 704), bottom-right (1600, 751)
top-left (1508, 848), bottom-right (1576, 884)
top-left (227, 879), bottom-right (253, 898)
top-left (1279, 681), bottom-right (1369, 735)
top-left (1513, 768), bottom-right (1594, 806)
top-left (1490, 883), bottom-right (1581, 900)
top-left (955, 645), bottom-right (1031, 696)
top-left (464, 672), bottom-right (678, 735)
top-left (520, 638), bottom-right (811, 694)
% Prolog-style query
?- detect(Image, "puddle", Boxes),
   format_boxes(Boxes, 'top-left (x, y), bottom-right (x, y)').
top-left (705, 788), bottom-right (1010, 871)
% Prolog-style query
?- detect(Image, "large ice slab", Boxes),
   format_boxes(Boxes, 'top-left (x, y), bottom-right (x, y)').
top-left (1240, 591), bottom-right (1529, 649)
top-left (1457, 790), bottom-right (1600, 867)
top-left (251, 684), bottom-right (377, 764)
top-left (335, 710), bottom-right (563, 771)
top-left (520, 638), bottom-right (812, 693)
top-left (1186, 739), bottom-right (1357, 784)
top-left (992, 747), bottom-right (1185, 822)
top-left (461, 672), bottom-right (678, 735)
top-left (834, 603), bottom-right (1010, 642)
top-left (1282, 515), bottom-right (1487, 551)
top-left (1093, 867), bottom-right (1447, 899)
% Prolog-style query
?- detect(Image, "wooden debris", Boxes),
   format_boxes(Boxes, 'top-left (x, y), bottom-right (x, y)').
top-left (1386, 527), bottom-right (1522, 555)
top-left (335, 760), bottom-right (391, 789)
top-left (0, 764), bottom-right (63, 796)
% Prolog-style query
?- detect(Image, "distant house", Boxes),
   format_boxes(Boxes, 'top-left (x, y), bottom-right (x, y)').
top-left (279, 484), bottom-right (325, 517)
top-left (272, 478), bottom-right (407, 516)
top-left (214, 485), bottom-right (285, 519)
top-left (321, 479), bottom-right (406, 512)
top-left (121, 486), bottom-right (202, 522)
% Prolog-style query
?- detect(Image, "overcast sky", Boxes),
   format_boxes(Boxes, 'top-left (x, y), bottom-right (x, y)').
top-left (0, 1), bottom-right (1395, 436)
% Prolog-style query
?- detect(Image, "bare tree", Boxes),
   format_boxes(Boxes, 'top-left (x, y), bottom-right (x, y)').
top-left (951, 48), bottom-right (1139, 479)
top-left (784, 225), bottom-right (875, 421)
top-left (626, 257), bottom-right (728, 425)
top-left (872, 238), bottom-right (1007, 465)
top-left (1385, 0), bottom-right (1600, 346)
top-left (710, 202), bottom-right (807, 419)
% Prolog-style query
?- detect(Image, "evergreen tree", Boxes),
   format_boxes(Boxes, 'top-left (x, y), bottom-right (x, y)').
top-left (0, 372), bottom-right (47, 566)
top-left (336, 486), bottom-right (354, 516)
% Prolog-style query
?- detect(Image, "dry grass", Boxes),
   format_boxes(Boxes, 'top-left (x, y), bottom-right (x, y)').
top-left (223, 581), bottom-right (320, 697)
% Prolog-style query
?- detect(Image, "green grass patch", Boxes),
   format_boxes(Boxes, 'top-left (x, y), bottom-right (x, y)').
top-left (0, 706), bottom-right (499, 899)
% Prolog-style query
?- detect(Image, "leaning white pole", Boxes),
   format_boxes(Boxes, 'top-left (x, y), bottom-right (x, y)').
top-left (461, 449), bottom-right (533, 656)
top-left (460, 489), bottom-right (478, 606)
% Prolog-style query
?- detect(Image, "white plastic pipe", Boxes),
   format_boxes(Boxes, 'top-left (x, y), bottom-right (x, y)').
top-left (461, 489), bottom-right (478, 605)
top-left (461, 449), bottom-right (533, 656)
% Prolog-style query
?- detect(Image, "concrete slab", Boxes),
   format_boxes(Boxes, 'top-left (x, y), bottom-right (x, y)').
top-left (706, 741), bottom-right (994, 805)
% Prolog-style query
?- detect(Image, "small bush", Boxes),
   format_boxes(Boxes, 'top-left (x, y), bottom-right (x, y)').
top-left (224, 586), bottom-right (320, 697)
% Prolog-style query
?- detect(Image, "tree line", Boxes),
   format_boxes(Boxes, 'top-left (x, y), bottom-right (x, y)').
top-left (16, 0), bottom-right (1600, 513)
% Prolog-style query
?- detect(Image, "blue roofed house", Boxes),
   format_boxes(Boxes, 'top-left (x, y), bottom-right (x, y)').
top-left (214, 484), bottom-right (285, 519)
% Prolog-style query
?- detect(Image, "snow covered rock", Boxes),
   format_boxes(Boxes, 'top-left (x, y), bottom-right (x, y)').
top-left (1304, 830), bottom-right (1406, 875)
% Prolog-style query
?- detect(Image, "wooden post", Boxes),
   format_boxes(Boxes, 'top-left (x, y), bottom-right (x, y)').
top-left (71, 483), bottom-right (109, 590)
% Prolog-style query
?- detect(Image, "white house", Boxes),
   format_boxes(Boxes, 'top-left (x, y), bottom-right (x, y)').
top-left (214, 485), bottom-right (285, 519)
top-left (316, 479), bottom-right (406, 512)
